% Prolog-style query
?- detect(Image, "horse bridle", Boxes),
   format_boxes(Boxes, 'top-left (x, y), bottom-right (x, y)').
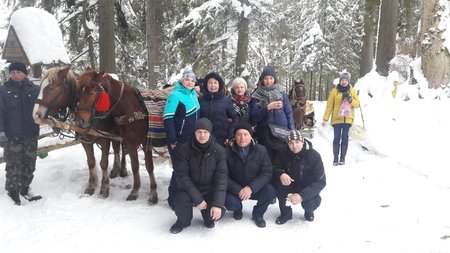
top-left (35, 76), bottom-right (78, 121)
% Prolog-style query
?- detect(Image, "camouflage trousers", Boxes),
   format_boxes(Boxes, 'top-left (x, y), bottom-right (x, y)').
top-left (4, 136), bottom-right (38, 192)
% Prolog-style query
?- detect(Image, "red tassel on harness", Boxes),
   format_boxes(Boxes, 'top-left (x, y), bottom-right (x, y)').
top-left (95, 90), bottom-right (110, 112)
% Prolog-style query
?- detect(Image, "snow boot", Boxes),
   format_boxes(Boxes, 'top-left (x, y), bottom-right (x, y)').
top-left (339, 144), bottom-right (348, 165)
top-left (7, 190), bottom-right (21, 205)
top-left (333, 143), bottom-right (340, 166)
top-left (20, 187), bottom-right (42, 202)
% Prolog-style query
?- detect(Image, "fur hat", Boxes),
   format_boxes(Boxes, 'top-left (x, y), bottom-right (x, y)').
top-left (339, 72), bottom-right (351, 82)
top-left (234, 122), bottom-right (253, 136)
top-left (286, 129), bottom-right (304, 143)
top-left (181, 68), bottom-right (196, 82)
top-left (203, 72), bottom-right (225, 93)
top-left (258, 66), bottom-right (277, 83)
top-left (9, 61), bottom-right (28, 75)
top-left (195, 118), bottom-right (213, 133)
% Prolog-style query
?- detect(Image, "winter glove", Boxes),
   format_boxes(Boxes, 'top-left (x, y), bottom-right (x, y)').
top-left (0, 132), bottom-right (7, 148)
top-left (343, 91), bottom-right (352, 103)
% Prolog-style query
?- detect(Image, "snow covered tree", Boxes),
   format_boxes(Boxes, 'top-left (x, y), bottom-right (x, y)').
top-left (375, 0), bottom-right (399, 76)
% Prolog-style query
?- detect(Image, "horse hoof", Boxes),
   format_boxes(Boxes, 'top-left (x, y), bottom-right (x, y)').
top-left (119, 170), bottom-right (128, 178)
top-left (84, 189), bottom-right (95, 195)
top-left (148, 196), bottom-right (158, 204)
top-left (109, 170), bottom-right (118, 179)
top-left (126, 195), bottom-right (137, 201)
top-left (100, 190), bottom-right (109, 199)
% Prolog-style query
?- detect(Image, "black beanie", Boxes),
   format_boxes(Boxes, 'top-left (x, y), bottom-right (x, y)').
top-left (195, 118), bottom-right (213, 133)
top-left (258, 66), bottom-right (277, 83)
top-left (234, 122), bottom-right (253, 136)
top-left (8, 61), bottom-right (28, 75)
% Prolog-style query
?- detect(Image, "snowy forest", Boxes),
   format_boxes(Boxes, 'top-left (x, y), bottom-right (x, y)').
top-left (1, 0), bottom-right (449, 100)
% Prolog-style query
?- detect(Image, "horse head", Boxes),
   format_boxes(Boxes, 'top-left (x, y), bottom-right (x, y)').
top-left (33, 65), bottom-right (78, 123)
top-left (75, 69), bottom-right (107, 128)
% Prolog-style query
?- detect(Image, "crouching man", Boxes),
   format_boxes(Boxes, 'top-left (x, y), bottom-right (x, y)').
top-left (273, 130), bottom-right (326, 224)
top-left (169, 118), bottom-right (228, 234)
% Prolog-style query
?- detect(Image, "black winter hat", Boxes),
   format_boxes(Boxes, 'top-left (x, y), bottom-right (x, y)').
top-left (339, 72), bottom-right (351, 82)
top-left (234, 122), bottom-right (253, 136)
top-left (195, 118), bottom-right (213, 133)
top-left (286, 129), bottom-right (304, 143)
top-left (203, 72), bottom-right (225, 92)
top-left (258, 66), bottom-right (277, 83)
top-left (9, 61), bottom-right (28, 75)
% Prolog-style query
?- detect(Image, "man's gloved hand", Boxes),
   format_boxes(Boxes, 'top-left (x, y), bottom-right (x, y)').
top-left (0, 132), bottom-right (7, 148)
top-left (343, 91), bottom-right (352, 103)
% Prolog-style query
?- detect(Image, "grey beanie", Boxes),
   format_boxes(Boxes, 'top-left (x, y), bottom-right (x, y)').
top-left (339, 72), bottom-right (351, 82)
top-left (195, 118), bottom-right (213, 133)
top-left (286, 129), bottom-right (304, 143)
top-left (181, 68), bottom-right (196, 82)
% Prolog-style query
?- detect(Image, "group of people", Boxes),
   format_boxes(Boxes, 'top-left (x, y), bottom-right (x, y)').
top-left (162, 65), bottom-right (357, 233)
top-left (0, 60), bottom-right (359, 234)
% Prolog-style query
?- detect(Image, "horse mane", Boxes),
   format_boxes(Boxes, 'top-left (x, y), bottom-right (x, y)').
top-left (42, 66), bottom-right (76, 84)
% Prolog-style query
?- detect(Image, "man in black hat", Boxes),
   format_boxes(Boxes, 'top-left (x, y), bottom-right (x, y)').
top-left (169, 118), bottom-right (228, 234)
top-left (0, 60), bottom-right (41, 205)
top-left (225, 122), bottom-right (276, 228)
top-left (272, 130), bottom-right (326, 224)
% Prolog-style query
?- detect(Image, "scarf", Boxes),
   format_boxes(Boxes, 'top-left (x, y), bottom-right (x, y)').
top-left (251, 83), bottom-right (283, 108)
top-left (337, 83), bottom-right (350, 93)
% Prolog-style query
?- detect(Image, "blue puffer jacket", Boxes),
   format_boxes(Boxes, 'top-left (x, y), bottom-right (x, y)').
top-left (0, 78), bottom-right (40, 138)
top-left (163, 82), bottom-right (200, 145)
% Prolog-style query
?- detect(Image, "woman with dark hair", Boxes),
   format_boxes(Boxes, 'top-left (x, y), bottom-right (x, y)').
top-left (199, 72), bottom-right (238, 146)
top-left (250, 66), bottom-right (295, 161)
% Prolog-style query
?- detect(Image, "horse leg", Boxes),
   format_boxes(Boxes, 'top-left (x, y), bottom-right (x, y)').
top-left (125, 144), bottom-right (140, 201)
top-left (99, 139), bottom-right (111, 198)
top-left (82, 143), bottom-right (97, 195)
top-left (144, 149), bottom-right (158, 204)
top-left (109, 140), bottom-right (125, 178)
top-left (120, 142), bottom-right (128, 177)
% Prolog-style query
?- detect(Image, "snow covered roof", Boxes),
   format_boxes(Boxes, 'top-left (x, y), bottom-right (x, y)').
top-left (1, 7), bottom-right (70, 65)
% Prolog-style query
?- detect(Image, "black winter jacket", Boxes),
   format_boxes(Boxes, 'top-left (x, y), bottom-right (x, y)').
top-left (0, 78), bottom-right (40, 138)
top-left (226, 140), bottom-right (273, 195)
top-left (272, 139), bottom-right (326, 201)
top-left (174, 138), bottom-right (228, 207)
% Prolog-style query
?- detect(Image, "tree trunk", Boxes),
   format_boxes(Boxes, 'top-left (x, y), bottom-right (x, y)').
top-left (98, 0), bottom-right (116, 73)
top-left (360, 0), bottom-right (379, 77)
top-left (235, 0), bottom-right (250, 78)
top-left (147, 0), bottom-right (163, 90)
top-left (375, 0), bottom-right (398, 76)
top-left (420, 0), bottom-right (450, 89)
top-left (398, 0), bottom-right (420, 58)
top-left (82, 0), bottom-right (96, 69)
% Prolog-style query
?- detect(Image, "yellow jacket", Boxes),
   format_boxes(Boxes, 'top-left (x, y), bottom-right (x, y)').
top-left (323, 86), bottom-right (360, 125)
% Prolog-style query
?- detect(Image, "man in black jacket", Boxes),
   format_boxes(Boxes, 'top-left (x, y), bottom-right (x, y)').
top-left (273, 130), bottom-right (326, 224)
top-left (0, 61), bottom-right (41, 205)
top-left (169, 118), bottom-right (228, 234)
top-left (225, 122), bottom-right (276, 228)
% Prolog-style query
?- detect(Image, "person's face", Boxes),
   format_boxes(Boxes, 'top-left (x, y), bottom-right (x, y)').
top-left (340, 79), bottom-right (349, 86)
top-left (288, 140), bottom-right (304, 154)
top-left (182, 77), bottom-right (196, 89)
top-left (207, 78), bottom-right (220, 93)
top-left (233, 83), bottom-right (246, 96)
top-left (195, 129), bottom-right (211, 144)
top-left (262, 76), bottom-right (275, 87)
top-left (235, 129), bottom-right (252, 147)
top-left (9, 70), bottom-right (27, 82)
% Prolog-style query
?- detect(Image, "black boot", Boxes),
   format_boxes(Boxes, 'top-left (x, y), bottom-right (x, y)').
top-left (7, 190), bottom-right (21, 205)
top-left (339, 144), bottom-right (348, 165)
top-left (20, 187), bottom-right (42, 202)
top-left (333, 143), bottom-right (340, 166)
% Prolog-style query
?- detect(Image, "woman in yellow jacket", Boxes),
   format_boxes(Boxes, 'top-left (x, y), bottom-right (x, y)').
top-left (321, 72), bottom-right (359, 166)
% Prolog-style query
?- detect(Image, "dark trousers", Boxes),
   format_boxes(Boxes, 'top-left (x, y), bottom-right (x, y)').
top-left (4, 137), bottom-right (38, 192)
top-left (275, 182), bottom-right (321, 218)
top-left (167, 143), bottom-right (182, 209)
top-left (225, 184), bottom-right (276, 219)
top-left (173, 190), bottom-right (215, 227)
top-left (333, 123), bottom-right (351, 145)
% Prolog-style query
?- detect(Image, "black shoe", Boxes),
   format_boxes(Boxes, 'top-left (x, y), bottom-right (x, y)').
top-left (233, 210), bottom-right (243, 220)
top-left (253, 217), bottom-right (266, 228)
top-left (338, 160), bottom-right (345, 165)
top-left (204, 220), bottom-right (215, 229)
top-left (169, 222), bottom-right (184, 234)
top-left (275, 215), bottom-right (292, 225)
top-left (304, 211), bottom-right (314, 222)
top-left (20, 187), bottom-right (42, 202)
top-left (7, 190), bottom-right (20, 205)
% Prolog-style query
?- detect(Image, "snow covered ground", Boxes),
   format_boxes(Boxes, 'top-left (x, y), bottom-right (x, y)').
top-left (1, 71), bottom-right (449, 252)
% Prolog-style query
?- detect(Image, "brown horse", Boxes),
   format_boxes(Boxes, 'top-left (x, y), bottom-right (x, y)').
top-left (75, 69), bottom-right (158, 203)
top-left (289, 80), bottom-right (307, 129)
top-left (32, 66), bottom-right (127, 199)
